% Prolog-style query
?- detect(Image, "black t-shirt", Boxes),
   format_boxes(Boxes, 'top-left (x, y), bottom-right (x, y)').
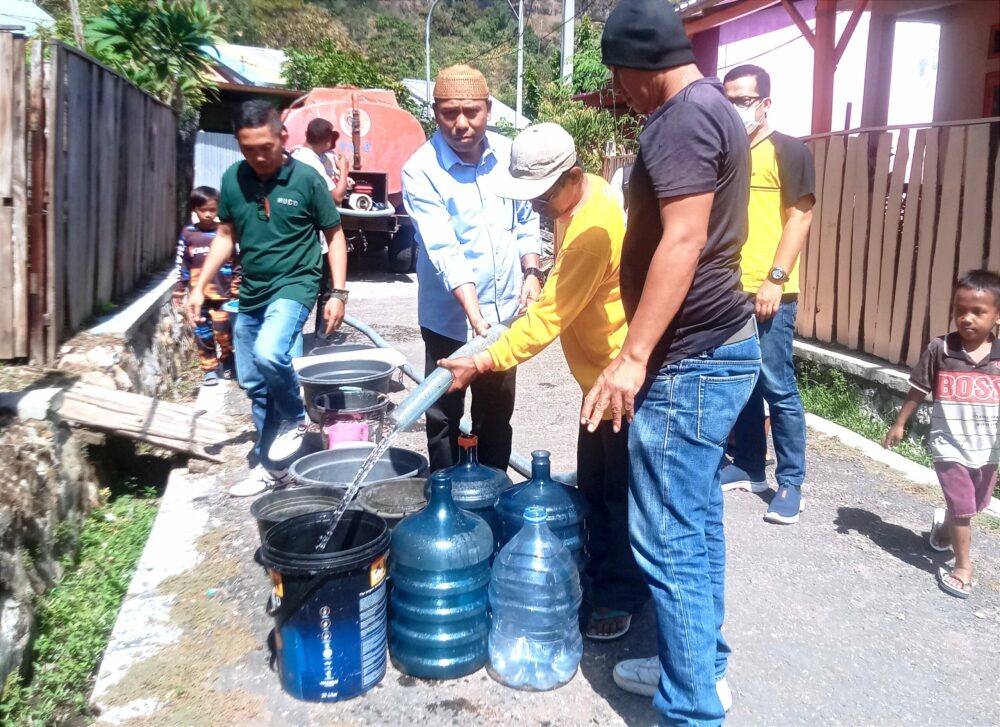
top-left (621, 77), bottom-right (753, 369)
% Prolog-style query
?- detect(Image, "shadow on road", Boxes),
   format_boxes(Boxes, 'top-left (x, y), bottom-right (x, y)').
top-left (834, 506), bottom-right (947, 575)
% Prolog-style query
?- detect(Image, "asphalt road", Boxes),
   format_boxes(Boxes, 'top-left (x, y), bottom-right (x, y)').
top-left (94, 268), bottom-right (1000, 726)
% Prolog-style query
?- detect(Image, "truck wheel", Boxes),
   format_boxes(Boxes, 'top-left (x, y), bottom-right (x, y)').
top-left (388, 226), bottom-right (416, 274)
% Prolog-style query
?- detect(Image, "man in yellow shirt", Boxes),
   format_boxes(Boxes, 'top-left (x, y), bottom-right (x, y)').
top-left (722, 64), bottom-right (815, 525)
top-left (440, 123), bottom-right (648, 641)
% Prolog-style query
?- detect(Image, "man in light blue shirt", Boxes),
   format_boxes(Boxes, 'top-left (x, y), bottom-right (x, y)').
top-left (402, 64), bottom-right (541, 472)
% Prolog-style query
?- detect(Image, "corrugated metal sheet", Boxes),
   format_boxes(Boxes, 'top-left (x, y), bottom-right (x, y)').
top-left (193, 131), bottom-right (243, 189)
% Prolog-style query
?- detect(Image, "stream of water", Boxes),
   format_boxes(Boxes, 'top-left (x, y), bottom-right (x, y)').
top-left (313, 425), bottom-right (402, 552)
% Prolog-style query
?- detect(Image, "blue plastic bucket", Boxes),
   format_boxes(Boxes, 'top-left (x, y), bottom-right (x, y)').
top-left (259, 510), bottom-right (390, 702)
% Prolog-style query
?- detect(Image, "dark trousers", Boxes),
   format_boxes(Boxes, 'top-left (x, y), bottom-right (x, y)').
top-left (314, 254), bottom-right (332, 336)
top-left (421, 327), bottom-right (516, 472)
top-left (578, 419), bottom-right (649, 614)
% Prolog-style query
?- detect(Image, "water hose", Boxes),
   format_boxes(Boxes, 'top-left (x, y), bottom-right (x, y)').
top-left (342, 315), bottom-right (573, 483)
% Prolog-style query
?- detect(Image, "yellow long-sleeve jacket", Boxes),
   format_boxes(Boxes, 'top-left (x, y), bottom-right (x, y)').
top-left (487, 175), bottom-right (627, 409)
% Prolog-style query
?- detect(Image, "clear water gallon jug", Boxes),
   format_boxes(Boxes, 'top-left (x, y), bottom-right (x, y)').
top-left (488, 505), bottom-right (583, 691)
top-left (389, 471), bottom-right (493, 679)
top-left (496, 450), bottom-right (588, 571)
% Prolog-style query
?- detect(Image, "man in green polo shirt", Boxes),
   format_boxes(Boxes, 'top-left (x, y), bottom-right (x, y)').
top-left (187, 100), bottom-right (348, 496)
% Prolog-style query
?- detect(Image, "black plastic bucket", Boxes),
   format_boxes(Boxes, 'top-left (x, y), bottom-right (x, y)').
top-left (250, 486), bottom-right (345, 544)
top-left (259, 510), bottom-right (390, 702)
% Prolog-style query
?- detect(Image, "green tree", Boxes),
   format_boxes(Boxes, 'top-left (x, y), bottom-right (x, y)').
top-left (282, 38), bottom-right (411, 106)
top-left (85, 0), bottom-right (222, 112)
top-left (366, 14), bottom-right (424, 81)
top-left (534, 82), bottom-right (639, 173)
top-left (550, 16), bottom-right (608, 96)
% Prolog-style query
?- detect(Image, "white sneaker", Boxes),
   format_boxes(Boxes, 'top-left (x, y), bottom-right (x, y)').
top-left (613, 656), bottom-right (733, 712)
top-left (268, 419), bottom-right (307, 463)
top-left (613, 655), bottom-right (658, 697)
top-left (716, 677), bottom-right (733, 713)
top-left (228, 465), bottom-right (293, 497)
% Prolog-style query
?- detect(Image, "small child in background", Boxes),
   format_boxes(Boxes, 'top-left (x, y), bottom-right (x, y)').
top-left (883, 269), bottom-right (1000, 599)
top-left (173, 186), bottom-right (240, 386)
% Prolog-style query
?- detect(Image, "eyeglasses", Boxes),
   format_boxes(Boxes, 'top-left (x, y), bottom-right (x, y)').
top-left (535, 173), bottom-right (567, 205)
top-left (730, 96), bottom-right (762, 109)
top-left (255, 190), bottom-right (270, 221)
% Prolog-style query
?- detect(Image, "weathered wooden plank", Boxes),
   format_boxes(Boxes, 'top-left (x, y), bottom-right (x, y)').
top-left (873, 128), bottom-right (910, 361)
top-left (814, 136), bottom-right (845, 343)
top-left (10, 35), bottom-right (28, 358)
top-left (846, 135), bottom-right (870, 350)
top-left (95, 74), bottom-right (119, 305)
top-left (46, 43), bottom-right (66, 361)
top-left (799, 138), bottom-right (826, 339)
top-left (0, 208), bottom-right (14, 358)
top-left (888, 130), bottom-right (925, 364)
top-left (957, 124), bottom-right (989, 274)
top-left (835, 134), bottom-right (858, 347)
top-left (58, 382), bottom-right (232, 461)
top-left (0, 33), bottom-right (13, 198)
top-left (64, 54), bottom-right (94, 331)
top-left (862, 133), bottom-right (892, 354)
top-left (989, 146), bottom-right (1000, 273)
top-left (928, 126), bottom-right (966, 341)
top-left (906, 128), bottom-right (941, 367)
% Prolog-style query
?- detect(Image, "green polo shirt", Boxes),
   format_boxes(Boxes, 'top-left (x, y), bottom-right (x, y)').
top-left (218, 156), bottom-right (341, 312)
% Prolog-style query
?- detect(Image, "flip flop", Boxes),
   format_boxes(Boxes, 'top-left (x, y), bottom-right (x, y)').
top-left (928, 508), bottom-right (951, 552)
top-left (585, 609), bottom-right (632, 641)
top-left (937, 567), bottom-right (972, 599)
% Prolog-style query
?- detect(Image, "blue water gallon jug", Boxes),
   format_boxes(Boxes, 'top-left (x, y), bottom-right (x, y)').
top-left (488, 505), bottom-right (583, 690)
top-left (389, 471), bottom-right (493, 679)
top-left (496, 451), bottom-right (588, 571)
top-left (430, 434), bottom-right (512, 555)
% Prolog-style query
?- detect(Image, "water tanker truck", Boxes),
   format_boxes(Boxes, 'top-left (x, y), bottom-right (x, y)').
top-left (282, 87), bottom-right (427, 273)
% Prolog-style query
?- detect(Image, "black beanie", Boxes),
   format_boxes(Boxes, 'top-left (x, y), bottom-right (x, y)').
top-left (601, 0), bottom-right (695, 71)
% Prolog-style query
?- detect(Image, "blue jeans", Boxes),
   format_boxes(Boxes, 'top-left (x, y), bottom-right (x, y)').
top-left (234, 297), bottom-right (309, 468)
top-left (731, 301), bottom-right (806, 487)
top-left (629, 332), bottom-right (760, 726)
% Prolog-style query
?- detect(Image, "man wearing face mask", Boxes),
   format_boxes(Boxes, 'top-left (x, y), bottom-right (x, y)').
top-left (402, 65), bottom-right (542, 472)
top-left (721, 64), bottom-right (815, 524)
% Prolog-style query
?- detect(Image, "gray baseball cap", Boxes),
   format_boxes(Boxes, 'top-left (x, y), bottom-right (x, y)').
top-left (496, 123), bottom-right (577, 200)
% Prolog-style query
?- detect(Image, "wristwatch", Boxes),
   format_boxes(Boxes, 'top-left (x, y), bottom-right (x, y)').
top-left (523, 267), bottom-right (545, 284)
top-left (330, 288), bottom-right (349, 302)
top-left (767, 267), bottom-right (789, 284)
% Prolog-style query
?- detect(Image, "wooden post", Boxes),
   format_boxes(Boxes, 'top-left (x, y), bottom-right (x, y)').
top-left (28, 40), bottom-right (46, 363)
top-left (811, 0), bottom-right (836, 134)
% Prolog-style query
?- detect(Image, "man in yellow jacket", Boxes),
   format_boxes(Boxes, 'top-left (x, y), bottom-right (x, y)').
top-left (441, 123), bottom-right (647, 641)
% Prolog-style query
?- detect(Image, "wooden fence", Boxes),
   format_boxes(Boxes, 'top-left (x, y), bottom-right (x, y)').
top-left (0, 34), bottom-right (177, 363)
top-left (800, 119), bottom-right (1000, 367)
top-left (0, 32), bottom-right (29, 359)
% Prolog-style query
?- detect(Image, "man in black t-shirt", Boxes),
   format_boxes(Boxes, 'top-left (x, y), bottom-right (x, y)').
top-left (581, 0), bottom-right (761, 721)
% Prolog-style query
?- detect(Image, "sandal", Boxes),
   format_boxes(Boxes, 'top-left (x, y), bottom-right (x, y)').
top-left (928, 508), bottom-right (951, 552)
top-left (585, 609), bottom-right (632, 642)
top-left (936, 567), bottom-right (973, 599)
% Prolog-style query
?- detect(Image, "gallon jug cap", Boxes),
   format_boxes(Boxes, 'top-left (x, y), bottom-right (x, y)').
top-left (531, 450), bottom-right (551, 461)
top-left (523, 505), bottom-right (546, 523)
top-left (458, 433), bottom-right (479, 448)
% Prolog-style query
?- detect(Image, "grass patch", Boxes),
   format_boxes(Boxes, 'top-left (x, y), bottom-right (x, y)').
top-left (797, 360), bottom-right (933, 468)
top-left (0, 479), bottom-right (160, 726)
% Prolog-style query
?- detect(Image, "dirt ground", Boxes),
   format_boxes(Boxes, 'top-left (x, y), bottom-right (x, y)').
top-left (91, 265), bottom-right (1000, 727)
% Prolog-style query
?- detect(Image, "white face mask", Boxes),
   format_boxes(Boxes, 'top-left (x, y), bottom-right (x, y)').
top-left (734, 103), bottom-right (762, 135)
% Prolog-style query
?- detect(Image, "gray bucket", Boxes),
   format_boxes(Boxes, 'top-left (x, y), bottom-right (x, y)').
top-left (356, 477), bottom-right (428, 528)
top-left (288, 443), bottom-right (429, 489)
top-left (249, 485), bottom-right (347, 543)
